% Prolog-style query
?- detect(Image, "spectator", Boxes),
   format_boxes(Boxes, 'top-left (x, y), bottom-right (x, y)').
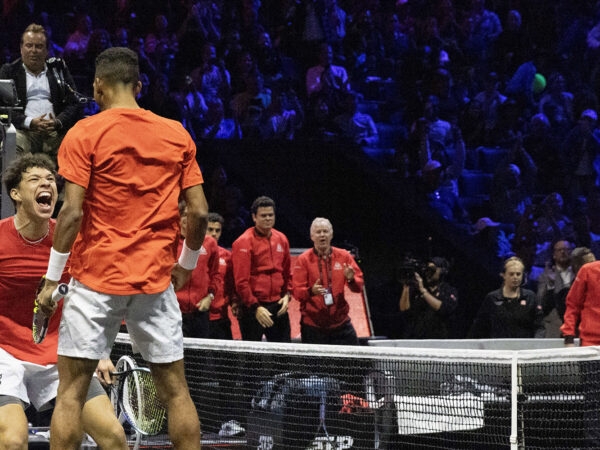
top-left (190, 41), bottom-right (231, 103)
top-left (112, 26), bottom-right (131, 48)
top-left (322, 0), bottom-right (348, 57)
top-left (230, 71), bottom-right (271, 139)
top-left (561, 108), bottom-right (600, 205)
top-left (181, 0), bottom-right (222, 44)
top-left (492, 9), bottom-right (532, 79)
top-left (254, 30), bottom-right (284, 89)
top-left (80, 28), bottom-right (113, 96)
top-left (538, 72), bottom-right (575, 137)
top-left (468, 256), bottom-right (544, 338)
top-left (419, 158), bottom-right (470, 224)
top-left (0, 23), bottom-right (82, 163)
top-left (522, 113), bottom-right (565, 194)
top-left (461, 0), bottom-right (502, 67)
top-left (382, 11), bottom-right (415, 78)
top-left (63, 13), bottom-right (93, 75)
top-left (229, 50), bottom-right (257, 97)
top-left (138, 73), bottom-right (183, 121)
top-left (176, 201), bottom-right (222, 339)
top-left (231, 196), bottom-right (292, 342)
top-left (571, 246), bottom-right (596, 276)
top-left (536, 239), bottom-right (575, 338)
top-left (206, 212), bottom-right (236, 340)
top-left (200, 98), bottom-right (240, 141)
top-left (490, 158), bottom-right (534, 228)
top-left (398, 256), bottom-right (459, 339)
top-left (333, 90), bottom-right (379, 147)
top-left (345, 9), bottom-right (385, 81)
top-left (292, 217), bottom-right (364, 345)
top-left (220, 185), bottom-right (252, 248)
top-left (412, 94), bottom-right (453, 161)
top-left (39, 12), bottom-right (64, 59)
top-left (534, 193), bottom-right (577, 253)
top-left (262, 90), bottom-right (302, 140)
top-left (144, 14), bottom-right (178, 77)
top-left (306, 42), bottom-right (349, 99)
top-left (472, 71), bottom-right (506, 144)
top-left (179, 73), bottom-right (208, 141)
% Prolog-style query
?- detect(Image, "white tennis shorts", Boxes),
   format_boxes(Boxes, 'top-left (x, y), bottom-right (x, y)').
top-left (58, 278), bottom-right (184, 364)
top-left (0, 347), bottom-right (58, 410)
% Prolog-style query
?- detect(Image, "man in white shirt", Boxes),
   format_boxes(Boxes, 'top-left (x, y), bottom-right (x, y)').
top-left (0, 23), bottom-right (82, 161)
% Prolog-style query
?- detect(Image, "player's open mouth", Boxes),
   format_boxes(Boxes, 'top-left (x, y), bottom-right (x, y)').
top-left (36, 192), bottom-right (53, 209)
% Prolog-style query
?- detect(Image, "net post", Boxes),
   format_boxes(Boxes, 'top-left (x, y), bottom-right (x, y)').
top-left (509, 353), bottom-right (519, 450)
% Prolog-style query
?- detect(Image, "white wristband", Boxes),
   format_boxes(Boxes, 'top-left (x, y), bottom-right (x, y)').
top-left (178, 240), bottom-right (201, 270)
top-left (46, 248), bottom-right (70, 281)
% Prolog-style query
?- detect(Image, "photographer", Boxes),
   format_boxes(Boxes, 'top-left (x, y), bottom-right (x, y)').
top-left (399, 257), bottom-right (459, 339)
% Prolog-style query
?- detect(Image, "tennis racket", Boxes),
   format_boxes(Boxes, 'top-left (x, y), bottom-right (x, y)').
top-left (111, 356), bottom-right (167, 436)
top-left (32, 278), bottom-right (69, 344)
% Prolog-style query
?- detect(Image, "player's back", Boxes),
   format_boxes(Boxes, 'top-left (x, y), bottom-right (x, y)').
top-left (58, 108), bottom-right (203, 295)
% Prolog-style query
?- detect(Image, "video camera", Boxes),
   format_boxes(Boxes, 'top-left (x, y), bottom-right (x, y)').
top-left (396, 256), bottom-right (434, 285)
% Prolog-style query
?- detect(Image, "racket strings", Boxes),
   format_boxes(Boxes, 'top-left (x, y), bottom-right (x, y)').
top-left (121, 371), bottom-right (167, 435)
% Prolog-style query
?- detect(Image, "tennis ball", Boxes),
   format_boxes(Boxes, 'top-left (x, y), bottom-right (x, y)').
top-left (532, 73), bottom-right (546, 94)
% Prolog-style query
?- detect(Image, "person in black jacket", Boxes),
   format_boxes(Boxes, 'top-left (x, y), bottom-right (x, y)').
top-left (399, 256), bottom-right (459, 339)
top-left (469, 256), bottom-right (545, 338)
top-left (0, 23), bottom-right (82, 162)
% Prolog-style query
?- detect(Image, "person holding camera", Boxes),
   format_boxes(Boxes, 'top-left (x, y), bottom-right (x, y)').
top-left (292, 217), bottom-right (364, 345)
top-left (399, 256), bottom-right (459, 339)
top-left (0, 23), bottom-right (82, 163)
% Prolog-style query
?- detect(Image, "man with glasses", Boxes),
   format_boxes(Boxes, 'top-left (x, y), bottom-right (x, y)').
top-left (537, 239), bottom-right (574, 338)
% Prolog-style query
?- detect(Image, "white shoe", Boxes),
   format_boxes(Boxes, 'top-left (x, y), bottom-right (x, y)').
top-left (218, 420), bottom-right (245, 437)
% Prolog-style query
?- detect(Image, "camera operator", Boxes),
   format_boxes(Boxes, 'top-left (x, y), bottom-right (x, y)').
top-left (399, 257), bottom-right (459, 339)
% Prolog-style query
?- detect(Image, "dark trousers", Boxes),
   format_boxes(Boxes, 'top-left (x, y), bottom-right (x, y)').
top-left (300, 320), bottom-right (359, 345)
top-left (209, 317), bottom-right (233, 340)
top-left (182, 310), bottom-right (209, 338)
top-left (239, 302), bottom-right (291, 343)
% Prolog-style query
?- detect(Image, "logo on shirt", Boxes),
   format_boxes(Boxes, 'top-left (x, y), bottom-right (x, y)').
top-left (334, 262), bottom-right (343, 270)
top-left (219, 257), bottom-right (226, 266)
top-left (200, 246), bottom-right (208, 255)
top-left (276, 244), bottom-right (283, 252)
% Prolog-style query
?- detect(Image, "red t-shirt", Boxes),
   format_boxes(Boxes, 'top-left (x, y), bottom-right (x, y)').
top-left (0, 217), bottom-right (68, 365)
top-left (58, 108), bottom-right (204, 295)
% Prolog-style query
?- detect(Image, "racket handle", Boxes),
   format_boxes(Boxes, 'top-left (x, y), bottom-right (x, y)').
top-left (33, 283), bottom-right (68, 344)
top-left (52, 283), bottom-right (69, 301)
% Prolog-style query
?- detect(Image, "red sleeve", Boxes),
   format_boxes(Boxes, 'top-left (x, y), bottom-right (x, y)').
top-left (231, 232), bottom-right (257, 308)
top-left (292, 251), bottom-right (311, 305)
top-left (561, 269), bottom-right (586, 337)
top-left (281, 235), bottom-right (292, 296)
top-left (345, 251), bottom-right (364, 293)
top-left (206, 236), bottom-right (222, 297)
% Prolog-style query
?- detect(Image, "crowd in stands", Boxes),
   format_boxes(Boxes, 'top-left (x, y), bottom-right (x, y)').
top-left (4, 0), bottom-right (600, 289)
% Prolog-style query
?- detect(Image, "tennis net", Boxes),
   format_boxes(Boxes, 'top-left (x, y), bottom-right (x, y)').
top-left (112, 334), bottom-right (600, 449)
